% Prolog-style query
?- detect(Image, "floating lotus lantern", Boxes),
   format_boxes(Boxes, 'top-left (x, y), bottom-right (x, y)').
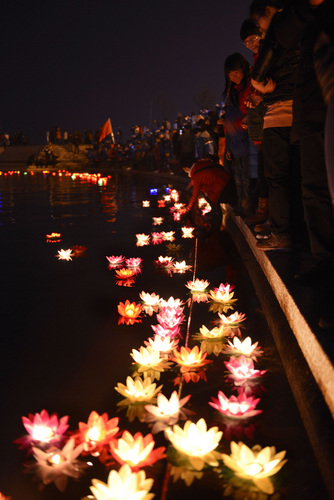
top-left (125, 257), bottom-right (142, 268)
top-left (152, 217), bottom-right (164, 225)
top-left (160, 296), bottom-right (184, 310)
top-left (221, 441), bottom-right (287, 494)
top-left (110, 431), bottom-right (166, 469)
top-left (106, 255), bottom-right (125, 266)
top-left (156, 307), bottom-right (184, 330)
top-left (130, 345), bottom-right (172, 380)
top-left (157, 199), bottom-right (165, 207)
top-left (192, 324), bottom-right (230, 356)
top-left (57, 249), bottom-right (74, 261)
top-left (29, 439), bottom-right (86, 492)
top-left (115, 376), bottom-right (163, 406)
top-left (139, 291), bottom-right (161, 315)
top-left (165, 418), bottom-right (223, 471)
top-left (72, 411), bottom-right (119, 456)
top-left (209, 390), bottom-right (262, 419)
top-left (136, 233), bottom-right (150, 246)
top-left (225, 356), bottom-right (267, 386)
top-left (14, 409), bottom-right (69, 453)
top-left (218, 311), bottom-right (246, 327)
top-left (209, 283), bottom-right (237, 313)
top-left (145, 391), bottom-right (191, 433)
top-left (170, 190), bottom-right (180, 202)
top-left (223, 337), bottom-right (263, 361)
top-left (115, 268), bottom-right (137, 279)
top-left (186, 279), bottom-right (210, 292)
top-left (117, 300), bottom-right (142, 325)
top-left (161, 230), bottom-right (175, 242)
top-left (71, 245), bottom-right (87, 257)
top-left (145, 334), bottom-right (179, 354)
top-left (172, 211), bottom-right (181, 222)
top-left (171, 345), bottom-right (213, 379)
top-left (173, 260), bottom-right (192, 273)
top-left (181, 226), bottom-right (195, 238)
top-left (154, 256), bottom-right (174, 267)
top-left (90, 464), bottom-right (154, 500)
top-left (142, 200), bottom-right (150, 207)
top-left (151, 232), bottom-right (164, 244)
top-left (164, 194), bottom-right (171, 202)
top-left (46, 232), bottom-right (61, 243)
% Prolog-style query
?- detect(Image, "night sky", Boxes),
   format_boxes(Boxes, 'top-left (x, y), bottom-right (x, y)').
top-left (1, 0), bottom-right (250, 143)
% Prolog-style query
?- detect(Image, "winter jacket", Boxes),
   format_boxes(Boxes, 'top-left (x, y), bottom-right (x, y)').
top-left (186, 159), bottom-right (230, 211)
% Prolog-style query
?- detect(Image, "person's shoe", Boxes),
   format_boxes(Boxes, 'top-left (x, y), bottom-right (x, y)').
top-left (254, 219), bottom-right (271, 233)
top-left (256, 230), bottom-right (270, 240)
top-left (245, 197), bottom-right (269, 225)
top-left (256, 233), bottom-right (293, 251)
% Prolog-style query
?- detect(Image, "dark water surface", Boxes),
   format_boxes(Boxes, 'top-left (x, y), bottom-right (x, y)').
top-left (0, 171), bottom-right (328, 499)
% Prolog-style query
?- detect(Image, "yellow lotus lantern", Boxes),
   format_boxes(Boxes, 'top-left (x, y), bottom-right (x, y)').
top-left (165, 418), bottom-right (223, 470)
top-left (136, 233), bottom-right (150, 246)
top-left (172, 261), bottom-right (192, 273)
top-left (171, 345), bottom-right (213, 372)
top-left (130, 345), bottom-right (172, 380)
top-left (46, 232), bottom-right (61, 243)
top-left (56, 249), bottom-right (74, 261)
top-left (115, 376), bottom-right (163, 406)
top-left (110, 430), bottom-right (166, 469)
top-left (142, 200), bottom-right (150, 207)
top-left (152, 217), bottom-right (164, 225)
top-left (224, 336), bottom-right (263, 361)
top-left (221, 441), bottom-right (287, 494)
top-left (115, 268), bottom-right (137, 279)
top-left (185, 279), bottom-right (210, 292)
top-left (90, 464), bottom-right (154, 500)
top-left (181, 226), bottom-right (195, 238)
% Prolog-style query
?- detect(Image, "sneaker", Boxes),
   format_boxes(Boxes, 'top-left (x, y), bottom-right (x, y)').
top-left (254, 219), bottom-right (271, 233)
top-left (256, 230), bottom-right (270, 240)
top-left (256, 233), bottom-right (293, 251)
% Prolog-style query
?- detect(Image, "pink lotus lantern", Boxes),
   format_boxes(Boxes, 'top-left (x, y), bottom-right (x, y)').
top-left (209, 390), bottom-right (262, 419)
top-left (151, 232), bottom-right (164, 244)
top-left (225, 356), bottom-right (267, 386)
top-left (14, 410), bottom-right (69, 453)
top-left (106, 255), bottom-right (125, 267)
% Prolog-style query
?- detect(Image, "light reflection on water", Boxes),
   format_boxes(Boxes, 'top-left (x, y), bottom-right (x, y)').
top-left (0, 171), bottom-right (157, 224)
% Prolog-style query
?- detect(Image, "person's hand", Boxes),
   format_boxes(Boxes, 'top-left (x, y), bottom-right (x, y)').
top-left (245, 94), bottom-right (263, 108)
top-left (241, 116), bottom-right (248, 129)
top-left (226, 151), bottom-right (232, 161)
top-left (251, 77), bottom-right (276, 94)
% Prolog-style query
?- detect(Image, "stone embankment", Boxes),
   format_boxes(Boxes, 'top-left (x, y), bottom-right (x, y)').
top-left (0, 144), bottom-right (91, 170)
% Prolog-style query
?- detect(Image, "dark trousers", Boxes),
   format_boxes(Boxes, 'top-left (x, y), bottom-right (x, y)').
top-left (300, 132), bottom-right (334, 262)
top-left (263, 127), bottom-right (302, 238)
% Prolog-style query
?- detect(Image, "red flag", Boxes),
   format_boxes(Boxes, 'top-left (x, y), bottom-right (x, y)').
top-left (99, 119), bottom-right (112, 142)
